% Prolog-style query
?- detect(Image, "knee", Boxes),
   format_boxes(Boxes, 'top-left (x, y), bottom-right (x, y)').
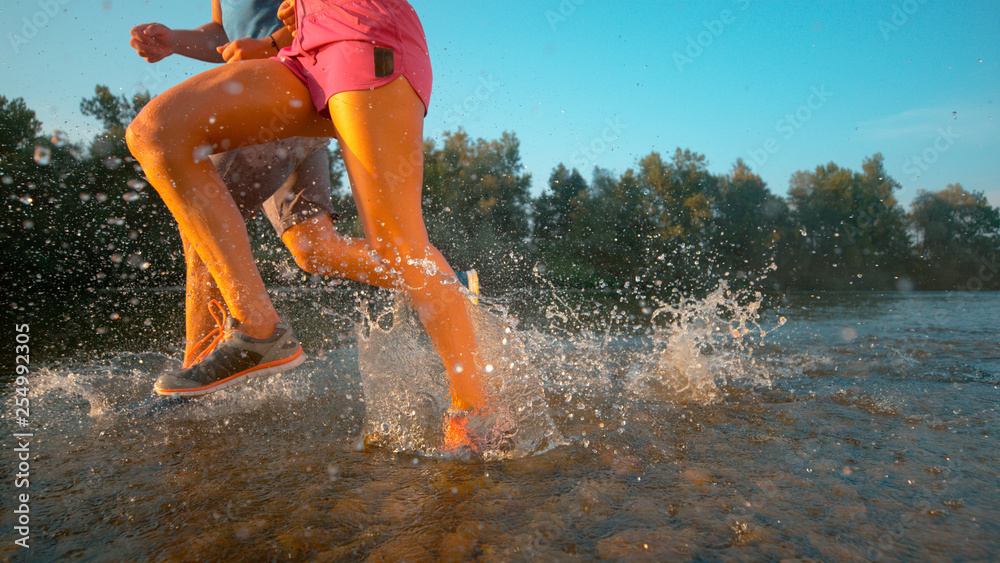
top-left (126, 100), bottom-right (200, 168)
top-left (126, 102), bottom-right (169, 165)
top-left (285, 232), bottom-right (322, 274)
top-left (124, 115), bottom-right (150, 163)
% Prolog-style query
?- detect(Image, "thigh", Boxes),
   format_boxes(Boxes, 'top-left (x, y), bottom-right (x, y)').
top-left (131, 58), bottom-right (336, 156)
top-left (328, 77), bottom-right (428, 246)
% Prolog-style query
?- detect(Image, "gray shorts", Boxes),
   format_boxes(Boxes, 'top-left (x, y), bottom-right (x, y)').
top-left (211, 136), bottom-right (337, 236)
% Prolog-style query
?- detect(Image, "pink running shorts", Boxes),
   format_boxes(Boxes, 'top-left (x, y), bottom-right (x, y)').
top-left (274, 0), bottom-right (433, 116)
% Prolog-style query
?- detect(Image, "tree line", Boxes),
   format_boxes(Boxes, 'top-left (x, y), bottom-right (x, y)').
top-left (3, 88), bottom-right (999, 298)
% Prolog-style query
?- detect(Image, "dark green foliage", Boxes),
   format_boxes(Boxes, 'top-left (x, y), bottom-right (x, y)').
top-left (783, 154), bottom-right (912, 289)
top-left (422, 130), bottom-right (534, 286)
top-left (3, 89), bottom-right (998, 298)
top-left (910, 184), bottom-right (1000, 289)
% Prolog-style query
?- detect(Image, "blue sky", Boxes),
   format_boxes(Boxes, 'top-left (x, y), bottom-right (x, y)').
top-left (2, 0), bottom-right (997, 206)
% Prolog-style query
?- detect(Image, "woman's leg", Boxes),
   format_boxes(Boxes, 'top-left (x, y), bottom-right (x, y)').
top-left (328, 77), bottom-right (486, 412)
top-left (126, 59), bottom-right (334, 339)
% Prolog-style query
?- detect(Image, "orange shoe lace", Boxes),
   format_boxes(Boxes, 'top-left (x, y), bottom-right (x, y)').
top-left (189, 300), bottom-right (237, 364)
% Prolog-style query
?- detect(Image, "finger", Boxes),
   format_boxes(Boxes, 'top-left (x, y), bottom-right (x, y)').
top-left (219, 43), bottom-right (238, 63)
top-left (131, 25), bottom-right (153, 43)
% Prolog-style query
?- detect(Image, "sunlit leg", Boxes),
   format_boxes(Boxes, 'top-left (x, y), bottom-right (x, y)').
top-left (283, 215), bottom-right (397, 289)
top-left (328, 77), bottom-right (485, 412)
top-left (125, 59), bottom-right (334, 339)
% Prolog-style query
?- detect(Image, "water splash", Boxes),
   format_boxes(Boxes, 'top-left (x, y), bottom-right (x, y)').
top-left (356, 294), bottom-right (564, 460)
top-left (625, 281), bottom-right (784, 403)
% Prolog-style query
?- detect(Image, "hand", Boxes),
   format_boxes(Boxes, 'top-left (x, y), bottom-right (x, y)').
top-left (130, 22), bottom-right (175, 63)
top-left (277, 0), bottom-right (297, 36)
top-left (217, 37), bottom-right (275, 63)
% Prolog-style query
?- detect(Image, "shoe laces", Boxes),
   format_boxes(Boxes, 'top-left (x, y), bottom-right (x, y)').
top-left (190, 300), bottom-right (236, 364)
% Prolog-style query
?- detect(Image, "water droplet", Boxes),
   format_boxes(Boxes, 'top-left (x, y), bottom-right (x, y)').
top-left (123, 192), bottom-right (141, 202)
top-left (79, 193), bottom-right (91, 202)
top-left (127, 179), bottom-right (146, 190)
top-left (484, 364), bottom-right (494, 373)
top-left (1, 176), bottom-right (11, 185)
top-left (453, 362), bottom-right (464, 374)
top-left (103, 156), bottom-right (122, 169)
top-left (290, 99), bottom-right (303, 108)
top-left (51, 130), bottom-right (67, 147)
top-left (224, 80), bottom-right (244, 95)
top-left (96, 193), bottom-right (108, 202)
top-left (22, 220), bottom-right (34, 230)
top-left (192, 144), bottom-right (213, 162)
top-left (33, 146), bottom-right (51, 165)
top-left (19, 195), bottom-right (33, 205)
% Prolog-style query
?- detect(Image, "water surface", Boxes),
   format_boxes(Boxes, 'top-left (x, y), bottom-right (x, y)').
top-left (3, 288), bottom-right (998, 561)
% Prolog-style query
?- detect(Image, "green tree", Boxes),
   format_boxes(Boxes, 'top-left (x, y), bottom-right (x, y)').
top-left (579, 167), bottom-right (655, 287)
top-left (532, 164), bottom-right (593, 284)
top-left (910, 183), bottom-right (1000, 289)
top-left (636, 148), bottom-right (718, 291)
top-left (711, 159), bottom-right (790, 286)
top-left (786, 154), bottom-right (909, 289)
top-left (422, 130), bottom-right (533, 285)
top-left (0, 96), bottom-right (42, 159)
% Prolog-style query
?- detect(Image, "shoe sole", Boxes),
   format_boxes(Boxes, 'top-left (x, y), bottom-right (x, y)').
top-left (155, 346), bottom-right (306, 397)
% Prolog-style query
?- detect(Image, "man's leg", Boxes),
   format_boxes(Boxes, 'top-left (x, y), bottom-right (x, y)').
top-left (257, 142), bottom-right (398, 288)
top-left (282, 215), bottom-right (395, 288)
top-left (328, 77), bottom-right (486, 412)
top-left (182, 232), bottom-right (226, 367)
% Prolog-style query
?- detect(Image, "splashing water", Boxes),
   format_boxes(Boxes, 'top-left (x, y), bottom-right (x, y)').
top-left (625, 282), bottom-right (785, 403)
top-left (356, 294), bottom-right (564, 460)
top-left (12, 287), bottom-right (1000, 560)
top-left (351, 280), bottom-right (781, 459)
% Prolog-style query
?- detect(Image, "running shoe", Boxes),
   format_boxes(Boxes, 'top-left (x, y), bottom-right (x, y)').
top-left (456, 268), bottom-right (480, 304)
top-left (155, 304), bottom-right (305, 397)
